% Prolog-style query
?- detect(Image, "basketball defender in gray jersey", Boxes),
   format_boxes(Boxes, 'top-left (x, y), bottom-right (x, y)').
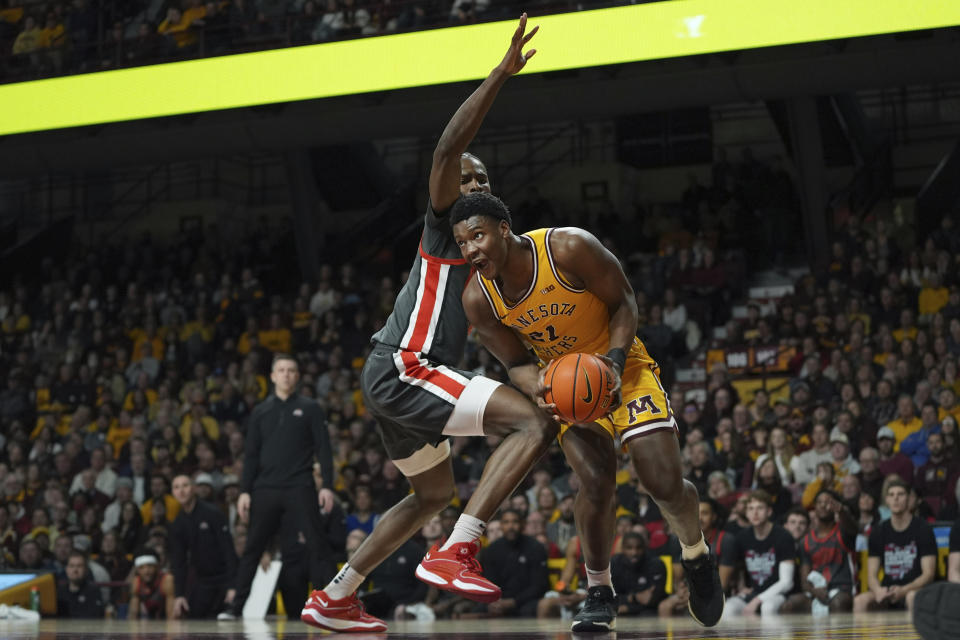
top-left (301, 15), bottom-right (558, 633)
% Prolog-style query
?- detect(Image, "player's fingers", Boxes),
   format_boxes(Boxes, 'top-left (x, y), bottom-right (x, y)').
top-left (524, 49), bottom-right (537, 61)
top-left (522, 25), bottom-right (538, 42)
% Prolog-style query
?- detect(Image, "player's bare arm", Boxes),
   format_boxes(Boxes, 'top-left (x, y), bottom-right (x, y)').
top-left (462, 278), bottom-right (551, 410)
top-left (548, 227), bottom-right (639, 405)
top-left (428, 14), bottom-right (538, 212)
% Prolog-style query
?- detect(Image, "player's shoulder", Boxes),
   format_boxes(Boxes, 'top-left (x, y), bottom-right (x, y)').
top-left (461, 274), bottom-right (495, 316)
top-left (545, 227), bottom-right (604, 263)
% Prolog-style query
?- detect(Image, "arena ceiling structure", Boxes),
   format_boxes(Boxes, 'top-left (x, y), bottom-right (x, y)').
top-left (0, 0), bottom-right (959, 173)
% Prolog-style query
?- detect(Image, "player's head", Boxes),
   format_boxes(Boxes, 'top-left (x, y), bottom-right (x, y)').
top-left (460, 152), bottom-right (490, 196)
top-left (450, 193), bottom-right (514, 279)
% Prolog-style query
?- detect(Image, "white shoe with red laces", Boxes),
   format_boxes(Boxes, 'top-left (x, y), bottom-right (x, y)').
top-left (300, 589), bottom-right (387, 633)
top-left (415, 541), bottom-right (502, 603)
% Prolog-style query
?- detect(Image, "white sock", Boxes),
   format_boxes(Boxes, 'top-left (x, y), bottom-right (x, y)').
top-left (324, 564), bottom-right (366, 600)
top-left (681, 533), bottom-right (708, 560)
top-left (586, 565), bottom-right (613, 588)
top-left (440, 514), bottom-right (486, 550)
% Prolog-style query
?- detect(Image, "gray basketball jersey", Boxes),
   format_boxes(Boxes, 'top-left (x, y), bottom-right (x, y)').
top-left (371, 202), bottom-right (471, 365)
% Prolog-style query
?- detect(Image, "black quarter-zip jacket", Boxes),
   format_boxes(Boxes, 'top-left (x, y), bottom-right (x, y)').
top-left (242, 393), bottom-right (333, 492)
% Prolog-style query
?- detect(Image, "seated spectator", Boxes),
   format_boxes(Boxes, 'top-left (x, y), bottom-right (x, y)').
top-left (887, 394), bottom-right (922, 449)
top-left (545, 494), bottom-right (576, 552)
top-left (11, 15), bottom-right (41, 61)
top-left (686, 442), bottom-right (717, 497)
top-left (611, 530), bottom-right (665, 616)
top-left (876, 426), bottom-right (915, 482)
top-left (97, 531), bottom-right (131, 605)
top-left (70, 447), bottom-right (117, 499)
top-left (129, 552), bottom-right (175, 619)
top-left (752, 458), bottom-right (791, 520)
top-left (828, 433), bottom-right (860, 477)
top-left (719, 490), bottom-right (795, 617)
top-left (56, 551), bottom-right (105, 618)
top-left (900, 402), bottom-right (942, 468)
top-left (119, 500), bottom-right (145, 554)
top-left (362, 537), bottom-right (430, 620)
top-left (141, 475), bottom-right (180, 525)
top-left (157, 1), bottom-right (206, 51)
top-left (754, 426), bottom-right (795, 486)
top-left (913, 432), bottom-right (958, 517)
top-left (782, 490), bottom-right (856, 614)
top-left (791, 422), bottom-right (832, 485)
top-left (856, 446), bottom-right (884, 501)
top-left (782, 506), bottom-right (810, 544)
top-left (345, 484), bottom-right (379, 535)
top-left (803, 461), bottom-right (842, 509)
top-left (448, 0), bottom-right (487, 24)
top-left (536, 535), bottom-right (587, 620)
top-left (70, 468), bottom-right (111, 512)
top-left (476, 509), bottom-right (548, 618)
top-left (854, 477), bottom-right (936, 612)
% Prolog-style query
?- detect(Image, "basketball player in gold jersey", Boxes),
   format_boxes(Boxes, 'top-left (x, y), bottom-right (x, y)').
top-left (451, 192), bottom-right (724, 630)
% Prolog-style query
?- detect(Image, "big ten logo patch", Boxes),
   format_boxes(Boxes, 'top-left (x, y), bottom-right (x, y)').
top-left (626, 395), bottom-right (662, 424)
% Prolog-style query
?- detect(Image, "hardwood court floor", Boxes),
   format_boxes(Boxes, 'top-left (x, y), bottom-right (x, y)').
top-left (0, 612), bottom-right (921, 639)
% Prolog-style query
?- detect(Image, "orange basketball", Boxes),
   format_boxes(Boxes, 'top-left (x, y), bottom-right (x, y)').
top-left (543, 353), bottom-right (615, 424)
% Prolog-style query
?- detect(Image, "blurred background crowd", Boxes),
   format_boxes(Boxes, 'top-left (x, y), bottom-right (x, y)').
top-left (0, 137), bottom-right (958, 619)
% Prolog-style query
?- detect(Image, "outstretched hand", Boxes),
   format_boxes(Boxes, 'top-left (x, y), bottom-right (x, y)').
top-left (497, 13), bottom-right (538, 76)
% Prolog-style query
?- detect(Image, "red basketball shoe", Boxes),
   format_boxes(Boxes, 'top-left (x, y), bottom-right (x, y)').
top-left (300, 589), bottom-right (387, 633)
top-left (415, 541), bottom-right (502, 603)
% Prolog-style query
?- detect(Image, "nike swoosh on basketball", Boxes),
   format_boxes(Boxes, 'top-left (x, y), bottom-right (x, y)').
top-left (580, 369), bottom-right (593, 403)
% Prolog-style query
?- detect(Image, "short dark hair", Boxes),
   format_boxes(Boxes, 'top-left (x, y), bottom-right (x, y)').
top-left (500, 507), bottom-right (524, 522)
top-left (621, 531), bottom-right (647, 548)
top-left (812, 489), bottom-right (839, 506)
top-left (67, 550), bottom-right (87, 564)
top-left (883, 475), bottom-right (909, 496)
top-left (747, 489), bottom-right (773, 507)
top-left (271, 353), bottom-right (297, 370)
top-left (449, 192), bottom-right (512, 228)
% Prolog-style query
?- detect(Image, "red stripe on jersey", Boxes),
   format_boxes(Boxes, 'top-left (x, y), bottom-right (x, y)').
top-left (419, 242), bottom-right (467, 265)
top-left (399, 351), bottom-right (466, 398)
top-left (407, 260), bottom-right (441, 352)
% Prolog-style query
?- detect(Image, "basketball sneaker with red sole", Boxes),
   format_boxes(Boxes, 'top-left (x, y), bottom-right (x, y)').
top-left (415, 541), bottom-right (501, 603)
top-left (300, 589), bottom-right (387, 633)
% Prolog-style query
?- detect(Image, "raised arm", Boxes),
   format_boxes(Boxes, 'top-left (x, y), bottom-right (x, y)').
top-left (429, 14), bottom-right (538, 212)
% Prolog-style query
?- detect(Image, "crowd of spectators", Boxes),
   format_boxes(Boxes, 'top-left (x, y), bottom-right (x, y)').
top-left (0, 141), bottom-right (957, 620)
top-left (0, 0), bottom-right (644, 82)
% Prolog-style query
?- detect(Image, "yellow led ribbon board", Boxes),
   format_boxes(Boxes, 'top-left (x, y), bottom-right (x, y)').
top-left (2, 0), bottom-right (959, 135)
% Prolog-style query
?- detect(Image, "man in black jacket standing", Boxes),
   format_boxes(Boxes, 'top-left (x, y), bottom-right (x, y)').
top-left (220, 353), bottom-right (336, 619)
top-left (170, 474), bottom-right (238, 618)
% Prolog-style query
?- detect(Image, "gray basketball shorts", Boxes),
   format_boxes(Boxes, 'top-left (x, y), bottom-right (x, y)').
top-left (361, 345), bottom-right (501, 476)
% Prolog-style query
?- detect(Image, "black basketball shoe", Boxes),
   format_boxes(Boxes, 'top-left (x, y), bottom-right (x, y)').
top-left (571, 585), bottom-right (617, 632)
top-left (681, 547), bottom-right (724, 627)
top-left (914, 582), bottom-right (960, 640)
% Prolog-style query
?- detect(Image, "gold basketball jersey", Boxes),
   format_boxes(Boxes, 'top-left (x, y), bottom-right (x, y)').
top-left (476, 228), bottom-right (652, 365)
